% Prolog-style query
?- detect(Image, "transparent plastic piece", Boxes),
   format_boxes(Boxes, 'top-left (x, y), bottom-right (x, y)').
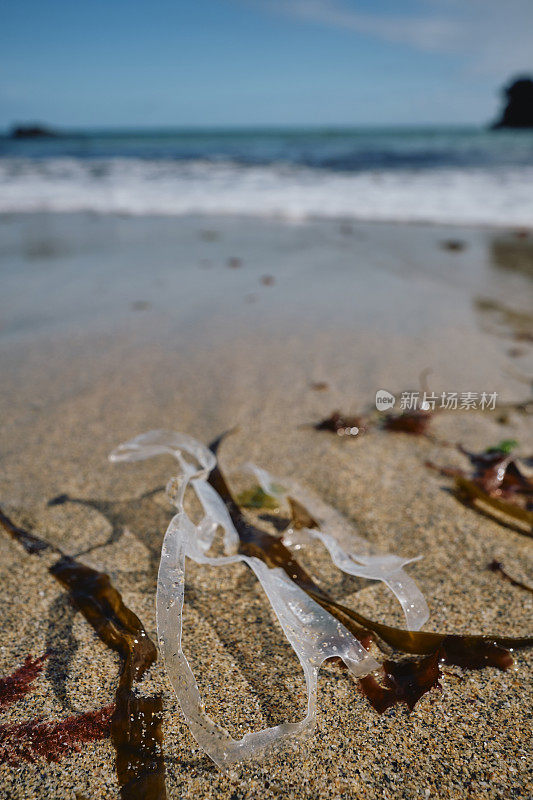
top-left (243, 462), bottom-right (429, 631)
top-left (110, 431), bottom-right (378, 767)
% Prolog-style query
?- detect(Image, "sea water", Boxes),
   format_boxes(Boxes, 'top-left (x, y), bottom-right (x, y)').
top-left (1, 126), bottom-right (532, 226)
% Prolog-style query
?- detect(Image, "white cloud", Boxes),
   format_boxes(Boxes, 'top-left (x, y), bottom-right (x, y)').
top-left (253, 0), bottom-right (533, 76)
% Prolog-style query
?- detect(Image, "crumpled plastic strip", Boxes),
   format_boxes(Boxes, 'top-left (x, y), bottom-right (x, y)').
top-left (243, 462), bottom-right (429, 631)
top-left (110, 430), bottom-right (379, 767)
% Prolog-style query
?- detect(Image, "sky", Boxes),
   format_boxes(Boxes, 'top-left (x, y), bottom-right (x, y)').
top-left (1, 0), bottom-right (532, 128)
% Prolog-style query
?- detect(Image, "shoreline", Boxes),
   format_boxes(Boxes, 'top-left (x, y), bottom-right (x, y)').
top-left (4, 206), bottom-right (533, 228)
top-left (2, 209), bottom-right (533, 233)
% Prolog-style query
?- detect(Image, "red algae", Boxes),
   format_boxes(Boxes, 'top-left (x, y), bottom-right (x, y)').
top-left (0, 652), bottom-right (114, 765)
top-left (0, 705), bottom-right (114, 765)
top-left (0, 654), bottom-right (49, 710)
top-left (0, 509), bottom-right (166, 799)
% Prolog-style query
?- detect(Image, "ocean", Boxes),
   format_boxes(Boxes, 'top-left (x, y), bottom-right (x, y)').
top-left (1, 126), bottom-right (532, 226)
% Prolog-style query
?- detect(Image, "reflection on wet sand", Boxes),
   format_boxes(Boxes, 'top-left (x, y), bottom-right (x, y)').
top-left (474, 296), bottom-right (533, 342)
top-left (490, 232), bottom-right (533, 278)
top-left (475, 235), bottom-right (533, 343)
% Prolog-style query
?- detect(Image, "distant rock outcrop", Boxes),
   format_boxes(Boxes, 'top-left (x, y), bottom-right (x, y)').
top-left (492, 76), bottom-right (533, 129)
top-left (9, 124), bottom-right (59, 139)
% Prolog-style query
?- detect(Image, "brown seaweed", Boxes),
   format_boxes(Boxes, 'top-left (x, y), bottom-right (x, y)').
top-left (317, 593), bottom-right (521, 664)
top-left (425, 460), bottom-right (464, 480)
top-left (207, 436), bottom-right (373, 647)
top-left (0, 508), bottom-right (166, 799)
top-left (0, 508), bottom-right (53, 555)
top-left (455, 476), bottom-right (533, 533)
top-left (207, 435), bottom-right (532, 712)
top-left (382, 410), bottom-right (432, 435)
top-left (426, 442), bottom-right (533, 533)
top-left (358, 652), bottom-right (441, 713)
top-left (458, 443), bottom-right (532, 499)
top-left (50, 556), bottom-right (165, 799)
top-left (314, 411), bottom-right (364, 436)
top-left (356, 635), bottom-right (512, 714)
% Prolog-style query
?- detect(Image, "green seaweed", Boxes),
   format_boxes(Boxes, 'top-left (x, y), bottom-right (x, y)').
top-left (236, 486), bottom-right (280, 510)
top-left (486, 439), bottom-right (519, 455)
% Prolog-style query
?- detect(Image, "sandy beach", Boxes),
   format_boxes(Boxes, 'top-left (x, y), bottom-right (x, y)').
top-left (1, 212), bottom-right (532, 799)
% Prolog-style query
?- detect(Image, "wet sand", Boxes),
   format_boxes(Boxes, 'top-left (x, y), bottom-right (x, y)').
top-left (0, 213), bottom-right (532, 799)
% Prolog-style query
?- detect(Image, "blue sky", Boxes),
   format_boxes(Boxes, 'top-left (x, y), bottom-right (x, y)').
top-left (1, 0), bottom-right (532, 128)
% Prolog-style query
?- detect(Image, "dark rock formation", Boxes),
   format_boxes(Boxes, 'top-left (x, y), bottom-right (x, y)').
top-left (492, 76), bottom-right (533, 129)
top-left (9, 124), bottom-right (59, 139)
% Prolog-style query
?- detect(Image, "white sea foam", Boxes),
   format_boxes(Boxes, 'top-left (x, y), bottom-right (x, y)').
top-left (1, 157), bottom-right (532, 227)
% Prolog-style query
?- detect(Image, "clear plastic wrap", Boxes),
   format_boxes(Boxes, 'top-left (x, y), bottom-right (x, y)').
top-left (244, 462), bottom-right (429, 631)
top-left (110, 431), bottom-right (429, 767)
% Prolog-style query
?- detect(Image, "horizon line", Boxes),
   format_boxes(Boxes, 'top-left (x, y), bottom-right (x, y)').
top-left (2, 121), bottom-right (497, 136)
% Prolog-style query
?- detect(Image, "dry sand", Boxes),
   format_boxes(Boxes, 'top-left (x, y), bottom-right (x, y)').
top-left (0, 213), bottom-right (532, 799)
